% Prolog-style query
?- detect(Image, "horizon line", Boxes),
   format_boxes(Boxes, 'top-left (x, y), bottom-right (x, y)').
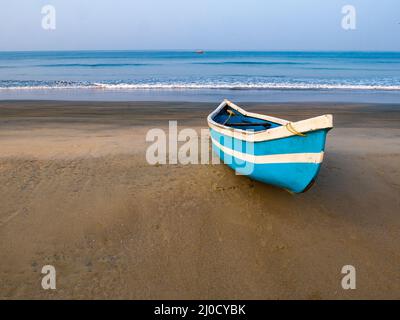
top-left (1, 49), bottom-right (400, 53)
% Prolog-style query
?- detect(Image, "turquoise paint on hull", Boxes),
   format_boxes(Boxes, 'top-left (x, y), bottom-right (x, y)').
top-left (210, 128), bottom-right (328, 156)
top-left (210, 128), bottom-right (330, 193)
top-left (212, 143), bottom-right (322, 193)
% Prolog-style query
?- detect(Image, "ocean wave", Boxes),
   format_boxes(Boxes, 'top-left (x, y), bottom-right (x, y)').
top-left (37, 63), bottom-right (157, 67)
top-left (1, 82), bottom-right (400, 91)
top-left (93, 82), bottom-right (400, 91)
top-left (192, 61), bottom-right (309, 65)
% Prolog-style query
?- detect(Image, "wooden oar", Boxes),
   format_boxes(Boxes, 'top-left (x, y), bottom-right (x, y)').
top-left (225, 122), bottom-right (271, 127)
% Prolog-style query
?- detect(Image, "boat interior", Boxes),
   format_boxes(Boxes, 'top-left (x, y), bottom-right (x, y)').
top-left (212, 106), bottom-right (282, 132)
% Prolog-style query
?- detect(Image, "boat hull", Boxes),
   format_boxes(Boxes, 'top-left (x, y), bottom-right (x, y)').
top-left (209, 128), bottom-right (329, 193)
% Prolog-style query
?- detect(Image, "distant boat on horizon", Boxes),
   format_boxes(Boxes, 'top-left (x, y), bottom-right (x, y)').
top-left (195, 50), bottom-right (205, 54)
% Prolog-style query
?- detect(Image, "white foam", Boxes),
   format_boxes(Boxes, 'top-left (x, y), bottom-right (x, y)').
top-left (92, 82), bottom-right (400, 91)
top-left (1, 82), bottom-right (400, 91)
top-left (90, 82), bottom-right (400, 91)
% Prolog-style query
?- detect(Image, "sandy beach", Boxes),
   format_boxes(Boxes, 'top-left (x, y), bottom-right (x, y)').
top-left (0, 100), bottom-right (399, 299)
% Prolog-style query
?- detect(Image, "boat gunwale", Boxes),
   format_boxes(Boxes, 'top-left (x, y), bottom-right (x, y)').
top-left (207, 99), bottom-right (333, 142)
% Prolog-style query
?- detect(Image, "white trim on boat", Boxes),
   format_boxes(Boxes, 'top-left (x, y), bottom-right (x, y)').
top-left (211, 137), bottom-right (324, 164)
top-left (207, 99), bottom-right (333, 142)
top-left (223, 99), bottom-right (289, 125)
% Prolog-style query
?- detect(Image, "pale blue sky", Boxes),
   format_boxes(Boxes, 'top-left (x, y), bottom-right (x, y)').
top-left (0, 0), bottom-right (399, 51)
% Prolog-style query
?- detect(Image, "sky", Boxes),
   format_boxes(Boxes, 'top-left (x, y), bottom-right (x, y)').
top-left (0, 0), bottom-right (399, 51)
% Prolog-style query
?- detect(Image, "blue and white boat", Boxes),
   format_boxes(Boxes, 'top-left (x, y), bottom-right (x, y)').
top-left (207, 100), bottom-right (333, 193)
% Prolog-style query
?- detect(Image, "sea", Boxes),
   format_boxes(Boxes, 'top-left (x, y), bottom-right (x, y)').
top-left (1, 50), bottom-right (400, 102)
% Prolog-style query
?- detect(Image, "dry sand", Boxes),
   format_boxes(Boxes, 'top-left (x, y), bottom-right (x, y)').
top-left (0, 100), bottom-right (399, 299)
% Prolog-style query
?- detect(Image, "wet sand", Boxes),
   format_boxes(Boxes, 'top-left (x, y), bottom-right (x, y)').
top-left (0, 100), bottom-right (399, 299)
